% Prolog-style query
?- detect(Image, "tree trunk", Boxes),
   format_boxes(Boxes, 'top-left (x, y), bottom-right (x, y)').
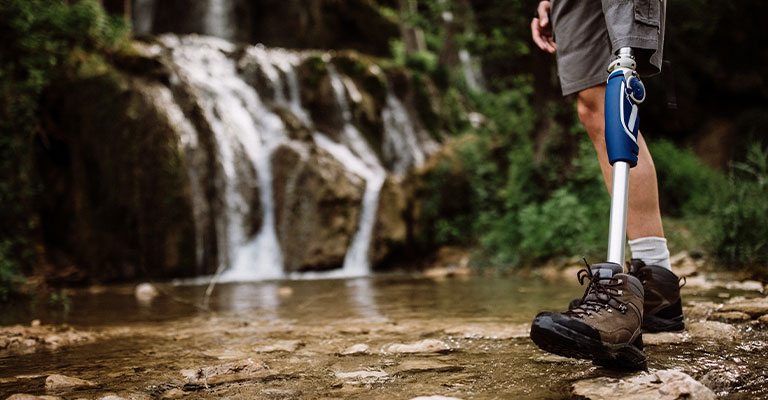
top-left (398, 0), bottom-right (426, 55)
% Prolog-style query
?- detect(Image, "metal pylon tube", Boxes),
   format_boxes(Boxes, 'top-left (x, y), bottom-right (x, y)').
top-left (607, 160), bottom-right (630, 265)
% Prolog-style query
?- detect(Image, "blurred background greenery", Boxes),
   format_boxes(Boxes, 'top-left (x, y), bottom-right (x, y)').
top-left (1, 0), bottom-right (767, 299)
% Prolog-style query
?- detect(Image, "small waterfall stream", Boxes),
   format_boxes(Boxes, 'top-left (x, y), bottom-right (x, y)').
top-left (148, 35), bottom-right (437, 281)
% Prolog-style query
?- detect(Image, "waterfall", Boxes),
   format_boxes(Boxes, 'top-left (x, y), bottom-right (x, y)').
top-left (321, 65), bottom-right (386, 277)
top-left (160, 35), bottom-right (285, 281)
top-left (149, 35), bottom-right (439, 281)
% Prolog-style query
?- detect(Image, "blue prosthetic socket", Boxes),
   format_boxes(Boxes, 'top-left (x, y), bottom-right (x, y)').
top-left (604, 51), bottom-right (645, 167)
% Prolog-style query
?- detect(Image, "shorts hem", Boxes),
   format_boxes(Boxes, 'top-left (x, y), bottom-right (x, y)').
top-left (561, 74), bottom-right (607, 96)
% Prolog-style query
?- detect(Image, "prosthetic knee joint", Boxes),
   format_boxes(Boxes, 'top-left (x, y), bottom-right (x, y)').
top-left (604, 47), bottom-right (646, 265)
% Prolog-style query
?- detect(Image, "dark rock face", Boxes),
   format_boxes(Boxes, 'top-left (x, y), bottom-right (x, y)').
top-left (37, 74), bottom-right (197, 282)
top-left (271, 145), bottom-right (365, 272)
top-left (144, 0), bottom-right (398, 56)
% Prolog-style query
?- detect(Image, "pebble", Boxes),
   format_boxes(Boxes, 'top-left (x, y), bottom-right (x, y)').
top-left (45, 374), bottom-right (96, 391)
top-left (443, 323), bottom-right (528, 340)
top-left (759, 314), bottom-right (768, 325)
top-left (30, 320), bottom-right (41, 327)
top-left (687, 321), bottom-right (741, 341)
top-left (393, 360), bottom-right (463, 375)
top-left (6, 395), bottom-right (63, 400)
top-left (160, 388), bottom-right (185, 399)
top-left (334, 370), bottom-right (389, 384)
top-left (411, 396), bottom-right (464, 400)
top-left (181, 358), bottom-right (269, 386)
top-left (253, 340), bottom-right (303, 353)
top-left (340, 343), bottom-right (369, 355)
top-left (644, 331), bottom-right (689, 345)
top-left (721, 297), bottom-right (768, 317)
top-left (276, 287), bottom-right (293, 297)
top-left (384, 339), bottom-right (450, 354)
top-left (135, 283), bottom-right (159, 303)
top-left (708, 311), bottom-right (751, 323)
top-left (724, 280), bottom-right (764, 292)
top-left (572, 369), bottom-right (715, 400)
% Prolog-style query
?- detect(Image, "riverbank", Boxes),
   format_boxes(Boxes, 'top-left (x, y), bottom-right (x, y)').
top-left (2, 258), bottom-right (767, 399)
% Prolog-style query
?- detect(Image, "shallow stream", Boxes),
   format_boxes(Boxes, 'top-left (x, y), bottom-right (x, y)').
top-left (1, 275), bottom-right (766, 399)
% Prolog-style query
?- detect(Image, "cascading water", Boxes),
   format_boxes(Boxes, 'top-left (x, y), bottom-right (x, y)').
top-left (160, 35), bottom-right (285, 281)
top-left (146, 33), bottom-right (438, 281)
top-left (324, 66), bottom-right (386, 277)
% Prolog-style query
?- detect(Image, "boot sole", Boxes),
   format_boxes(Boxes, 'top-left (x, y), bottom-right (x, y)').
top-left (530, 315), bottom-right (647, 370)
top-left (642, 314), bottom-right (685, 333)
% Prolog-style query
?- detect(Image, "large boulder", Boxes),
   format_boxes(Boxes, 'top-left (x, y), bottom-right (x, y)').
top-left (271, 144), bottom-right (365, 272)
top-left (37, 71), bottom-right (197, 282)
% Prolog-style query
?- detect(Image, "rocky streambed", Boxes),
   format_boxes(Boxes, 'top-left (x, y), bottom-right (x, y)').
top-left (2, 266), bottom-right (768, 399)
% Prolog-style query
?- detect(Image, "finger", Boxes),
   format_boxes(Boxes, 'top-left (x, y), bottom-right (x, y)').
top-left (531, 20), bottom-right (548, 52)
top-left (538, 1), bottom-right (550, 28)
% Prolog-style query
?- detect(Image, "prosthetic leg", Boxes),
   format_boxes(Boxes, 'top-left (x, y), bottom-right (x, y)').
top-left (605, 47), bottom-right (645, 265)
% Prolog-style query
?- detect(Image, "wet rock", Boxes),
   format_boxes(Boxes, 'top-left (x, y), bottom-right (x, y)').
top-left (534, 353), bottom-right (583, 363)
top-left (160, 388), bottom-right (185, 399)
top-left (135, 283), bottom-right (159, 303)
top-left (334, 370), bottom-right (389, 385)
top-left (45, 374), bottom-right (96, 391)
top-left (411, 396), bottom-right (464, 400)
top-left (393, 360), bottom-right (463, 375)
top-left (669, 252), bottom-right (699, 277)
top-left (644, 331), bottom-right (689, 345)
top-left (6, 395), bottom-right (63, 400)
top-left (681, 275), bottom-right (715, 291)
top-left (721, 297), bottom-right (768, 317)
top-left (687, 321), bottom-right (741, 341)
top-left (759, 314), bottom-right (768, 325)
top-left (572, 369), bottom-right (715, 400)
top-left (180, 358), bottom-right (269, 386)
top-left (97, 396), bottom-right (128, 400)
top-left (276, 286), bottom-right (293, 297)
top-left (444, 323), bottom-right (528, 340)
top-left (384, 339), bottom-right (450, 354)
top-left (30, 320), bottom-right (41, 327)
top-left (724, 280), bottom-right (764, 292)
top-left (272, 144), bottom-right (365, 272)
top-left (340, 343), bottom-right (370, 355)
top-left (254, 340), bottom-right (303, 353)
top-left (684, 301), bottom-right (718, 320)
top-left (708, 311), bottom-right (751, 323)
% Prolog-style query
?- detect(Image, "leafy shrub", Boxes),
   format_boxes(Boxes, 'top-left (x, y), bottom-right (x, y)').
top-left (650, 140), bottom-right (726, 217)
top-left (711, 144), bottom-right (768, 267)
top-left (0, 0), bottom-right (129, 286)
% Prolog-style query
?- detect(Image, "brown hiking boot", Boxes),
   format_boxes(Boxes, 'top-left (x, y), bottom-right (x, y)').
top-left (530, 261), bottom-right (647, 370)
top-left (628, 259), bottom-right (685, 332)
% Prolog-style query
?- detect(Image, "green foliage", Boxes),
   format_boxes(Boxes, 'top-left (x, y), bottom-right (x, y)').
top-left (650, 140), bottom-right (726, 217)
top-left (0, 0), bottom-right (129, 284)
top-left (0, 241), bottom-right (24, 301)
top-left (711, 144), bottom-right (768, 268)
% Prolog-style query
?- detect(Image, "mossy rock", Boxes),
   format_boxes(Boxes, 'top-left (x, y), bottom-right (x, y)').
top-left (36, 69), bottom-right (197, 282)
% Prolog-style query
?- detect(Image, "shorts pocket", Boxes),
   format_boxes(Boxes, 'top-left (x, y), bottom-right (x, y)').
top-left (634, 0), bottom-right (661, 27)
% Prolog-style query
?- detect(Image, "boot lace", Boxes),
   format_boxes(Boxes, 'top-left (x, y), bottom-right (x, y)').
top-left (567, 259), bottom-right (628, 317)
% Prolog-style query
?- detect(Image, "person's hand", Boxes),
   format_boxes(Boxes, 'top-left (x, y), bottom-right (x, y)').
top-left (531, 1), bottom-right (556, 54)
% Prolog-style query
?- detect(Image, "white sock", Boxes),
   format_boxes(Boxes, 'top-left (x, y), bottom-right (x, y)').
top-left (628, 236), bottom-right (671, 270)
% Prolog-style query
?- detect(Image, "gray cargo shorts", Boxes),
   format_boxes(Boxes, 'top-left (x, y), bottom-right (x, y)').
top-left (551, 0), bottom-right (666, 95)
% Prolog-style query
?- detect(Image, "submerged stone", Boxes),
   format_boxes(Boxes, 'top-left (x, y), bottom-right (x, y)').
top-left (7, 395), bottom-right (63, 400)
top-left (572, 369), bottom-right (715, 400)
top-left (384, 339), bottom-right (451, 354)
top-left (721, 297), bottom-right (768, 317)
top-left (393, 360), bottom-right (463, 375)
top-left (340, 343), bottom-right (370, 355)
top-left (687, 321), bottom-right (741, 341)
top-left (180, 358), bottom-right (269, 386)
top-left (45, 374), bottom-right (96, 391)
